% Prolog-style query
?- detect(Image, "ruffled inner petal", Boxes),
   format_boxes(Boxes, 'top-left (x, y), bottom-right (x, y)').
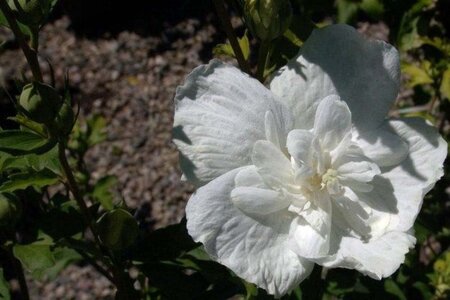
top-left (313, 95), bottom-right (352, 151)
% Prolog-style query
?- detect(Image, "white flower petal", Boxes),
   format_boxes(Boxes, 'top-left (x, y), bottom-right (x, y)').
top-left (286, 129), bottom-right (315, 166)
top-left (354, 125), bottom-right (409, 167)
top-left (231, 187), bottom-right (290, 215)
top-left (252, 140), bottom-right (295, 190)
top-left (316, 118), bottom-right (445, 278)
top-left (174, 59), bottom-right (292, 186)
top-left (290, 192), bottom-right (332, 259)
top-left (337, 160), bottom-right (380, 183)
top-left (318, 230), bottom-right (416, 279)
top-left (313, 95), bottom-right (352, 151)
top-left (270, 24), bottom-right (400, 131)
top-left (378, 118), bottom-right (447, 232)
top-left (332, 188), bottom-right (385, 238)
top-left (186, 168), bottom-right (314, 297)
top-left (234, 166), bottom-right (266, 188)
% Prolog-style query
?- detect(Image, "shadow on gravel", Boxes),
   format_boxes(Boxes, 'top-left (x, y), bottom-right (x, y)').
top-left (57, 0), bottom-right (215, 38)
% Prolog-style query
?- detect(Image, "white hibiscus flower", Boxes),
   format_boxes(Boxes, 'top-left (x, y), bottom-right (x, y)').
top-left (172, 24), bottom-right (447, 297)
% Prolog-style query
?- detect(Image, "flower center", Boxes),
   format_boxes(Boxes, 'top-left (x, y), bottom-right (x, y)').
top-left (321, 169), bottom-right (343, 195)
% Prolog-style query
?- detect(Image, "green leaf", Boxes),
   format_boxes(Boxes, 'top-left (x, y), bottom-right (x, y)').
top-left (0, 146), bottom-right (60, 174)
top-left (402, 62), bottom-right (433, 87)
top-left (13, 242), bottom-right (55, 274)
top-left (25, 146), bottom-right (61, 174)
top-left (0, 168), bottom-right (59, 192)
top-left (97, 208), bottom-right (139, 252)
top-left (32, 247), bottom-right (81, 280)
top-left (360, 0), bottom-right (384, 19)
top-left (440, 68), bottom-right (450, 101)
top-left (412, 281), bottom-right (434, 299)
top-left (92, 175), bottom-right (118, 210)
top-left (0, 10), bottom-right (8, 28)
top-left (0, 268), bottom-right (11, 300)
top-left (87, 115), bottom-right (107, 147)
top-left (8, 115), bottom-right (47, 137)
top-left (336, 0), bottom-right (359, 24)
top-left (384, 279), bottom-right (406, 300)
top-left (0, 130), bottom-right (54, 155)
top-left (213, 31), bottom-right (251, 61)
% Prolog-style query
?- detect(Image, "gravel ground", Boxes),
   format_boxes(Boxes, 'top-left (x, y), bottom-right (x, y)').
top-left (1, 14), bottom-right (218, 299)
top-left (0, 14), bottom-right (401, 299)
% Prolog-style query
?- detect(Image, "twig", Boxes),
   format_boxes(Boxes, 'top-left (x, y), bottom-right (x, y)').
top-left (73, 247), bottom-right (114, 283)
top-left (0, 1), bottom-right (43, 82)
top-left (58, 143), bottom-right (102, 247)
top-left (212, 0), bottom-right (251, 74)
top-left (256, 40), bottom-right (269, 82)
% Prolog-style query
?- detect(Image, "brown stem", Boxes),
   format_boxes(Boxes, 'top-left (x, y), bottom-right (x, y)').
top-left (0, 0), bottom-right (43, 82)
top-left (58, 143), bottom-right (135, 294)
top-left (57, 143), bottom-right (103, 248)
top-left (212, 0), bottom-right (251, 74)
top-left (256, 40), bottom-right (269, 83)
top-left (73, 247), bottom-right (114, 283)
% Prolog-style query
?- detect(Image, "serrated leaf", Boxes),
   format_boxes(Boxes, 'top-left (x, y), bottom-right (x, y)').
top-left (26, 146), bottom-right (61, 174)
top-left (92, 175), bottom-right (118, 210)
top-left (0, 168), bottom-right (59, 192)
top-left (87, 115), bottom-right (107, 146)
top-left (0, 146), bottom-right (60, 174)
top-left (32, 247), bottom-right (81, 280)
top-left (0, 130), bottom-right (54, 155)
top-left (440, 68), bottom-right (450, 101)
top-left (213, 32), bottom-right (250, 61)
top-left (13, 243), bottom-right (55, 274)
top-left (402, 63), bottom-right (433, 87)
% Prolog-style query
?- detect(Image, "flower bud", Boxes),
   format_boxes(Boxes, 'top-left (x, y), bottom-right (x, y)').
top-left (54, 97), bottom-right (75, 136)
top-left (244, 0), bottom-right (292, 41)
top-left (8, 0), bottom-right (49, 26)
top-left (19, 82), bottom-right (62, 125)
top-left (0, 193), bottom-right (22, 228)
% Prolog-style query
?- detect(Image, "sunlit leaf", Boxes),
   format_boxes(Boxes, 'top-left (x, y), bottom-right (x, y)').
top-left (440, 68), bottom-right (450, 101)
top-left (402, 62), bottom-right (433, 87)
top-left (213, 31), bottom-right (251, 61)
